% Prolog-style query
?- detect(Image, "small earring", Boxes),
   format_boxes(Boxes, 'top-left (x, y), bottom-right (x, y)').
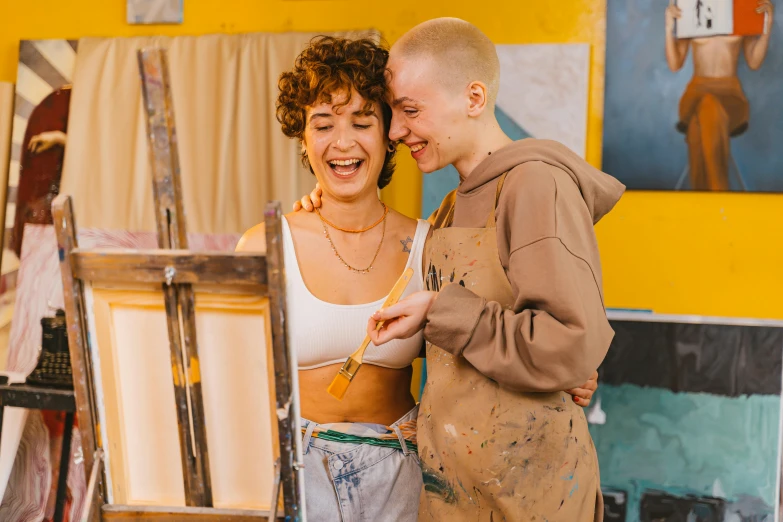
top-left (387, 142), bottom-right (396, 153)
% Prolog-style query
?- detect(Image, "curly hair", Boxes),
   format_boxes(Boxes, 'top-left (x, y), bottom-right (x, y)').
top-left (276, 36), bottom-right (396, 189)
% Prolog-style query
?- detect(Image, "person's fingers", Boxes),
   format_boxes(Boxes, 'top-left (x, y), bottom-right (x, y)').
top-left (584, 375), bottom-right (599, 391)
top-left (369, 327), bottom-right (382, 345)
top-left (757, 2), bottom-right (771, 13)
top-left (573, 397), bottom-right (591, 408)
top-left (367, 316), bottom-right (380, 340)
top-left (571, 378), bottom-right (597, 394)
top-left (370, 301), bottom-right (408, 323)
top-left (373, 317), bottom-right (414, 345)
top-left (369, 316), bottom-right (402, 345)
top-left (311, 187), bottom-right (322, 208)
top-left (301, 195), bottom-right (313, 212)
top-left (293, 200), bottom-right (302, 212)
top-left (567, 388), bottom-right (594, 400)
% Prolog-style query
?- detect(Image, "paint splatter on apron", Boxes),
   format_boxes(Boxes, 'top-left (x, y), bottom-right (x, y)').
top-left (418, 173), bottom-right (603, 522)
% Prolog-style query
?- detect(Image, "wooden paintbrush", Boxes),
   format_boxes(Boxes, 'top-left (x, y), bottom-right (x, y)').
top-left (327, 267), bottom-right (415, 400)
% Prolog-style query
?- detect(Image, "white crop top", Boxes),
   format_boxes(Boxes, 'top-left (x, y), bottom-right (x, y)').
top-left (282, 217), bottom-right (430, 370)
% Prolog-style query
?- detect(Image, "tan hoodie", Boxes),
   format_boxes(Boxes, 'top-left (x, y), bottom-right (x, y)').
top-left (424, 139), bottom-right (626, 391)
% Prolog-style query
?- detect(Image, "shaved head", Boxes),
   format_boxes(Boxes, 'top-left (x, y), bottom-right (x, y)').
top-left (387, 18), bottom-right (509, 176)
top-left (391, 17), bottom-right (500, 104)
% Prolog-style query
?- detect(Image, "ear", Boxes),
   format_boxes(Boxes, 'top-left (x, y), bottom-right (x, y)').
top-left (466, 81), bottom-right (489, 117)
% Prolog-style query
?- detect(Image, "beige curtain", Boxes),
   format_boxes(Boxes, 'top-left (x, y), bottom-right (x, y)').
top-left (60, 30), bottom-right (377, 234)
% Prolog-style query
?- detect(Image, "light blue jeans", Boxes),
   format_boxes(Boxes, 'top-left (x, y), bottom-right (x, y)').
top-left (301, 407), bottom-right (422, 522)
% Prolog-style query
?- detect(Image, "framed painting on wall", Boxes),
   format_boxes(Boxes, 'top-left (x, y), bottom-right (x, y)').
top-left (126, 0), bottom-right (184, 24)
top-left (602, 0), bottom-right (781, 192)
top-left (590, 312), bottom-right (783, 521)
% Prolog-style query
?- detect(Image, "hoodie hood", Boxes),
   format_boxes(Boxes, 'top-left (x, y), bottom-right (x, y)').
top-left (458, 139), bottom-right (625, 224)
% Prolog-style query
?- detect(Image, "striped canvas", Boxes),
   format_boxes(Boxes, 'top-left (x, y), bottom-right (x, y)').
top-left (2, 39), bottom-right (78, 284)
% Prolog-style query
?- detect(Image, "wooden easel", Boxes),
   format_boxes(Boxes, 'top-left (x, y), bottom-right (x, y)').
top-left (53, 48), bottom-right (302, 521)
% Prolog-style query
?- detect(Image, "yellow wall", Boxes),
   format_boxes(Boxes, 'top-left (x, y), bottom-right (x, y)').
top-left (597, 191), bottom-right (783, 320)
top-left (1, 1), bottom-right (779, 333)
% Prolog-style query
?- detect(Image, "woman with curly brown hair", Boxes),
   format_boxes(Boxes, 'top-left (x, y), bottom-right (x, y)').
top-left (236, 36), bottom-right (427, 521)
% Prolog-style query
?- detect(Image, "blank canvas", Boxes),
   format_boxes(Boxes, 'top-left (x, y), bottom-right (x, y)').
top-left (86, 285), bottom-right (279, 509)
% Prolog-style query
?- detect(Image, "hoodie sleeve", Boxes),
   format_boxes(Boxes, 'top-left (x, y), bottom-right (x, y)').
top-left (423, 163), bottom-right (615, 392)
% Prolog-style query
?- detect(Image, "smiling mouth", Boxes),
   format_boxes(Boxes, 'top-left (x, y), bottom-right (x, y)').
top-left (328, 158), bottom-right (364, 176)
top-left (408, 142), bottom-right (428, 158)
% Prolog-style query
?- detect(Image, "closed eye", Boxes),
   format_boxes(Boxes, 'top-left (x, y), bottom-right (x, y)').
top-left (315, 126), bottom-right (332, 132)
top-left (354, 124), bottom-right (371, 129)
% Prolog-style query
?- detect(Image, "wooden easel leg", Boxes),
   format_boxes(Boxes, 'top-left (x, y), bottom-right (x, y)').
top-left (138, 47), bottom-right (212, 506)
top-left (162, 282), bottom-right (209, 505)
top-left (178, 283), bottom-right (212, 505)
top-left (265, 202), bottom-right (302, 520)
top-left (53, 194), bottom-right (105, 516)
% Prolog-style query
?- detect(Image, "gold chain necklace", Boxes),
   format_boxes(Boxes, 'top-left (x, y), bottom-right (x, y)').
top-left (315, 203), bottom-right (388, 233)
top-left (318, 209), bottom-right (387, 274)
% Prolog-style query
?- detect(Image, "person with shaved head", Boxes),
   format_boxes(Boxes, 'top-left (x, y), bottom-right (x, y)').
top-left (294, 18), bottom-right (622, 521)
top-left (373, 18), bottom-right (623, 522)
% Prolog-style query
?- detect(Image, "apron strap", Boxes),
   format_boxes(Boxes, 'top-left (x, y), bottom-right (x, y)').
top-left (436, 192), bottom-right (457, 229)
top-left (441, 204), bottom-right (455, 229)
top-left (485, 171), bottom-right (509, 229)
top-left (438, 170), bottom-right (509, 229)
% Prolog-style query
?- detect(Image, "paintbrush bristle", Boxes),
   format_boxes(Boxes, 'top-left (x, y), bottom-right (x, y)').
top-left (327, 373), bottom-right (352, 400)
top-left (327, 356), bottom-right (363, 400)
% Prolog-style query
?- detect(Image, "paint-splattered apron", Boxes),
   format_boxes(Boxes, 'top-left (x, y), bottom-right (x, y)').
top-left (418, 173), bottom-right (603, 522)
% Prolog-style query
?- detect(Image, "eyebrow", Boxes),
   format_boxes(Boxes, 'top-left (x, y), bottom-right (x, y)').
top-left (309, 110), bottom-right (379, 123)
top-left (309, 112), bottom-right (332, 122)
top-left (354, 110), bottom-right (379, 119)
top-left (391, 96), bottom-right (417, 107)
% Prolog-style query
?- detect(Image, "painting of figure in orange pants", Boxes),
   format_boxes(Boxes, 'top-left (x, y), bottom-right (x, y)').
top-left (665, 0), bottom-right (774, 190)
